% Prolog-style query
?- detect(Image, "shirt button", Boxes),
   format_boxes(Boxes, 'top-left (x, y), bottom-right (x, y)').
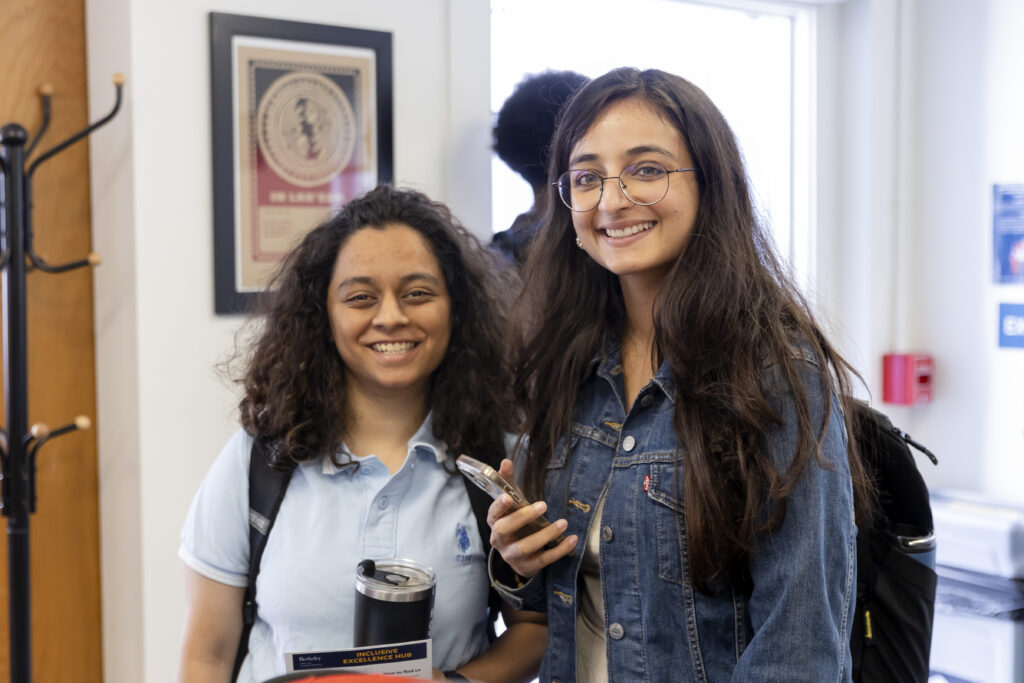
top-left (608, 623), bottom-right (625, 639)
top-left (378, 497), bottom-right (389, 510)
top-left (622, 435), bottom-right (636, 452)
top-left (601, 526), bottom-right (613, 542)
top-left (640, 394), bottom-right (653, 408)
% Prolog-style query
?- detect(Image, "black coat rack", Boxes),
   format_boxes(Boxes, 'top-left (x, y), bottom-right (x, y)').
top-left (0, 73), bottom-right (123, 683)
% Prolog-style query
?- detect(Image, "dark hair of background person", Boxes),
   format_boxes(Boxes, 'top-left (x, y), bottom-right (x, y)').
top-left (233, 185), bottom-right (514, 471)
top-left (511, 67), bottom-right (873, 588)
top-left (491, 70), bottom-right (588, 265)
top-left (493, 69), bottom-right (590, 191)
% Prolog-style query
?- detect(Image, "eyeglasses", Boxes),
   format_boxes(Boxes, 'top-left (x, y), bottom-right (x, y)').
top-left (554, 162), bottom-right (697, 212)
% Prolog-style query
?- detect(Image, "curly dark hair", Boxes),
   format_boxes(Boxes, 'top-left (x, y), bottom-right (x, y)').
top-left (513, 68), bottom-right (873, 588)
top-left (236, 185), bottom-right (513, 470)
top-left (493, 70), bottom-right (588, 190)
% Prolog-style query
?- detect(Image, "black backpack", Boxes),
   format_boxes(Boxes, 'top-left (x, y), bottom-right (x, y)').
top-left (850, 401), bottom-right (939, 683)
top-left (231, 438), bottom-right (502, 682)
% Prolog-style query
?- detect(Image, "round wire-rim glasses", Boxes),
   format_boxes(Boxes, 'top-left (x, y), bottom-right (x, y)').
top-left (554, 162), bottom-right (697, 212)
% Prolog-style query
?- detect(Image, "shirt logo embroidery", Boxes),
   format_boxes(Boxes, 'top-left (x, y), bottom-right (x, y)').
top-left (643, 474), bottom-right (651, 492)
top-left (455, 523), bottom-right (472, 564)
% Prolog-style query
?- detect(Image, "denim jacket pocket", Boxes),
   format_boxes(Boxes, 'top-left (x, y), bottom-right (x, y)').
top-left (647, 458), bottom-right (688, 585)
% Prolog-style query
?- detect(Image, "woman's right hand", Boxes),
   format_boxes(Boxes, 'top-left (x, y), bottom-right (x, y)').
top-left (487, 459), bottom-right (578, 578)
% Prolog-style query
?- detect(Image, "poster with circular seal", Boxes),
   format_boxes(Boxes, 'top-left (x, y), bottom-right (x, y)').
top-left (210, 14), bottom-right (393, 313)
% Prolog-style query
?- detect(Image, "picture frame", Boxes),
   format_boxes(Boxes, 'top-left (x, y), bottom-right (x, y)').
top-left (210, 12), bottom-right (393, 314)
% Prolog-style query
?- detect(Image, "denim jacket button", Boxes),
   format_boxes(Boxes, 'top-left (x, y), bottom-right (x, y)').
top-left (640, 394), bottom-right (653, 408)
top-left (601, 525), bottom-right (613, 542)
top-left (608, 622), bottom-right (625, 639)
top-left (622, 435), bottom-right (636, 452)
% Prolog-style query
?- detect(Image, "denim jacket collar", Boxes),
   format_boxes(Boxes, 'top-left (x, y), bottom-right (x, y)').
top-left (588, 335), bottom-right (677, 406)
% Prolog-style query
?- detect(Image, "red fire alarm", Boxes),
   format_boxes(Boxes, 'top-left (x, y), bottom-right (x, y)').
top-left (882, 353), bottom-right (933, 405)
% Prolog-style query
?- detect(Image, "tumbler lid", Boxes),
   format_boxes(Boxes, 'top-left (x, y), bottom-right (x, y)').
top-left (356, 558), bottom-right (436, 602)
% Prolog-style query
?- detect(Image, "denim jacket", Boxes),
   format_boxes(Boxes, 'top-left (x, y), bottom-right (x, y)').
top-left (491, 343), bottom-right (856, 682)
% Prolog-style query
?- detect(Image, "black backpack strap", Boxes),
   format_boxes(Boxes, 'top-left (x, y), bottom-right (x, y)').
top-left (462, 473), bottom-right (503, 640)
top-left (853, 401), bottom-right (937, 530)
top-left (232, 438), bottom-right (294, 682)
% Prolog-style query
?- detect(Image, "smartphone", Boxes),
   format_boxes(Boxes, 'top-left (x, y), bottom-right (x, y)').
top-left (456, 454), bottom-right (561, 543)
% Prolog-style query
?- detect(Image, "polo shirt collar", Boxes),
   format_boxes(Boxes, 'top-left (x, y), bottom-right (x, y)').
top-left (321, 411), bottom-right (445, 474)
top-left (408, 412), bottom-right (446, 463)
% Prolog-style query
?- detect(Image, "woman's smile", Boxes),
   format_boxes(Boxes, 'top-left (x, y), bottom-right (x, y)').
top-left (599, 219), bottom-right (656, 240)
top-left (368, 340), bottom-right (419, 355)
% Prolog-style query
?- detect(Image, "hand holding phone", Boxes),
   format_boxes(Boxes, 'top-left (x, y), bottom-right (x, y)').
top-left (459, 455), bottom-right (578, 578)
top-left (456, 454), bottom-right (558, 541)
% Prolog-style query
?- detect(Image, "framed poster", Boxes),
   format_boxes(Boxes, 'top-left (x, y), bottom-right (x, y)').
top-left (210, 12), bottom-right (393, 314)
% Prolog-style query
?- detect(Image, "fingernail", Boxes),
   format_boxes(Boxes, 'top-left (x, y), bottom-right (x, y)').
top-left (555, 519), bottom-right (568, 531)
top-left (533, 501), bottom-right (547, 513)
top-left (568, 535), bottom-right (579, 546)
top-left (502, 494), bottom-right (513, 505)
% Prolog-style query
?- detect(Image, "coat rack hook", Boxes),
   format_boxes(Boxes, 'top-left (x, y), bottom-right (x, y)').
top-left (21, 173), bottom-right (105, 274)
top-left (26, 416), bottom-right (91, 514)
top-left (24, 84), bottom-right (54, 161)
top-left (21, 76), bottom-right (122, 274)
top-left (27, 74), bottom-right (125, 177)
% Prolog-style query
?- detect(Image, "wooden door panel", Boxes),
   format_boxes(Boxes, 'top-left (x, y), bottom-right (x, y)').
top-left (1, 0), bottom-right (103, 680)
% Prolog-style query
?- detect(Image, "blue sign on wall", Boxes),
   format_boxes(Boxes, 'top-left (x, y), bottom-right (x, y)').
top-left (999, 303), bottom-right (1024, 348)
top-left (994, 184), bottom-right (1024, 284)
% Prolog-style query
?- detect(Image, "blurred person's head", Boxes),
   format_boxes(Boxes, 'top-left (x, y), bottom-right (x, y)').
top-left (493, 70), bottom-right (588, 194)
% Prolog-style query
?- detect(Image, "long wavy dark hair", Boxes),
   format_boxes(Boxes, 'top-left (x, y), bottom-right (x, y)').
top-left (514, 68), bottom-right (872, 587)
top-left (236, 185), bottom-right (512, 470)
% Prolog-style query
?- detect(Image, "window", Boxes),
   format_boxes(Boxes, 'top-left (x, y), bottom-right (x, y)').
top-left (491, 0), bottom-right (814, 285)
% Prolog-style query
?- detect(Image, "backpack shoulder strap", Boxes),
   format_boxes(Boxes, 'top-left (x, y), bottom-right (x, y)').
top-left (232, 438), bottom-right (294, 682)
top-left (462, 472), bottom-right (503, 640)
top-left (852, 400), bottom-right (936, 530)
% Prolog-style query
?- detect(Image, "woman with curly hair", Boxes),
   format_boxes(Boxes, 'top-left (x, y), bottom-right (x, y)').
top-left (177, 186), bottom-right (545, 683)
top-left (486, 68), bottom-right (873, 681)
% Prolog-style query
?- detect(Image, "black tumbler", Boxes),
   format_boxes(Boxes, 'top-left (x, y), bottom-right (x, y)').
top-left (353, 558), bottom-right (436, 647)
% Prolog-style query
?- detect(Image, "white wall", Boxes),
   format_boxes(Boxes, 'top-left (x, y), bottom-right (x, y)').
top-left (978, 0), bottom-right (1024, 498)
top-left (85, 2), bottom-right (490, 681)
top-left (905, 0), bottom-right (994, 494)
top-left (821, 0), bottom-right (1024, 502)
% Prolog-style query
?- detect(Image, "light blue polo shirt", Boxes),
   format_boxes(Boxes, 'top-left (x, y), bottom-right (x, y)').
top-left (179, 415), bottom-right (491, 682)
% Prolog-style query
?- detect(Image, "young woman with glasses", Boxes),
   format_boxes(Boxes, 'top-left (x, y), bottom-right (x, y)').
top-left (486, 68), bottom-right (873, 681)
